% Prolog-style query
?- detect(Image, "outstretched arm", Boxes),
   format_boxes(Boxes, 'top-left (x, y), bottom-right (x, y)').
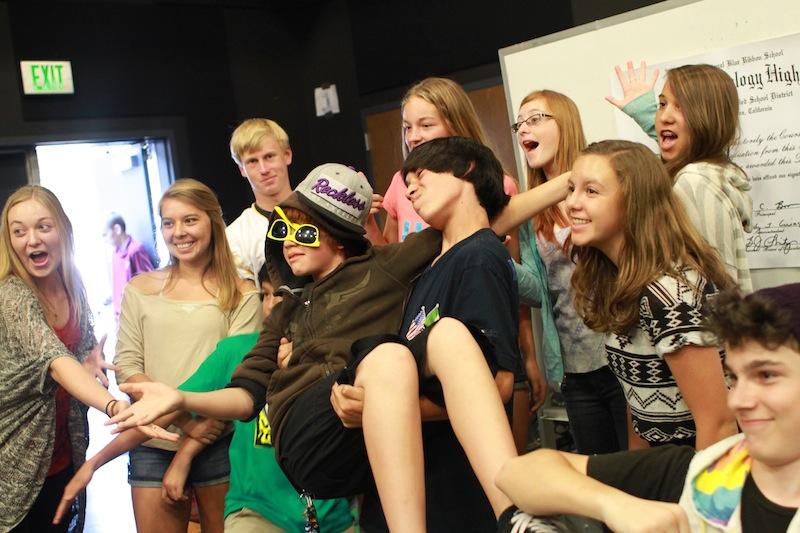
top-left (605, 60), bottom-right (660, 110)
top-left (162, 436), bottom-right (207, 503)
top-left (53, 412), bottom-right (181, 524)
top-left (491, 172), bottom-right (570, 236)
top-left (108, 381), bottom-right (254, 432)
top-left (606, 60), bottom-right (660, 140)
top-left (50, 356), bottom-right (126, 414)
top-left (496, 449), bottom-right (690, 533)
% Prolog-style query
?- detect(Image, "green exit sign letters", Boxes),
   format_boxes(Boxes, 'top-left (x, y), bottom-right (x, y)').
top-left (20, 60), bottom-right (74, 95)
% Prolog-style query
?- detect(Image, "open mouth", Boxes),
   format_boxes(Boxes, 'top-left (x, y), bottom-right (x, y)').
top-left (659, 130), bottom-right (678, 149)
top-left (174, 242), bottom-right (195, 251)
top-left (29, 251), bottom-right (49, 266)
top-left (571, 217), bottom-right (590, 226)
top-left (522, 140), bottom-right (539, 152)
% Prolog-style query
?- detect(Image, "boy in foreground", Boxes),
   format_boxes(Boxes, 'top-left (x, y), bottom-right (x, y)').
top-left (496, 283), bottom-right (800, 532)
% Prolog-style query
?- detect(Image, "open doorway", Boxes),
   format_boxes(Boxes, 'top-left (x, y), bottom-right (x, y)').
top-left (37, 139), bottom-right (171, 327)
top-left (36, 138), bottom-right (173, 533)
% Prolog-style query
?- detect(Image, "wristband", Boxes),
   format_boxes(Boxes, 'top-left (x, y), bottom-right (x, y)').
top-left (104, 399), bottom-right (118, 417)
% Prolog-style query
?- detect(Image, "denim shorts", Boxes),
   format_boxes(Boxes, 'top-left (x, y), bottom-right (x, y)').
top-left (128, 433), bottom-right (232, 488)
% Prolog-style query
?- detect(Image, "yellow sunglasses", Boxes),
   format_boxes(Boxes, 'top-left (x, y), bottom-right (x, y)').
top-left (267, 206), bottom-right (321, 247)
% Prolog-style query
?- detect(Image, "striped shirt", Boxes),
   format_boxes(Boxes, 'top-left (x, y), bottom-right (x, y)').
top-left (674, 162), bottom-right (753, 293)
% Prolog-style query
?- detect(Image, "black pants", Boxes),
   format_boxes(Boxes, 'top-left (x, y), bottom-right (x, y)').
top-left (278, 326), bottom-right (498, 499)
top-left (12, 465), bottom-right (74, 533)
top-left (562, 366), bottom-right (628, 454)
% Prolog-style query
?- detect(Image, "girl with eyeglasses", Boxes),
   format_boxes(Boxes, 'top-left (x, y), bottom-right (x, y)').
top-left (512, 90), bottom-right (628, 455)
top-left (608, 61), bottom-right (753, 292)
top-left (113, 178), bottom-right (262, 533)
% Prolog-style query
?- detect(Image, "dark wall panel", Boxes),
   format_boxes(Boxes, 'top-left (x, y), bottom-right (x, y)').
top-left (223, 7), bottom-right (312, 191)
top-left (347, 1), bottom-right (574, 97)
top-left (6, 1), bottom-right (242, 218)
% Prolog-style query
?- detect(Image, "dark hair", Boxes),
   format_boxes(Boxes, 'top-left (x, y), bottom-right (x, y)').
top-left (401, 136), bottom-right (509, 219)
top-left (281, 207), bottom-right (363, 258)
top-left (107, 213), bottom-right (126, 232)
top-left (706, 284), bottom-right (800, 350)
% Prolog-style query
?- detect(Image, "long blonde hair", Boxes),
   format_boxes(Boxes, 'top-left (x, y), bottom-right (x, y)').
top-left (662, 64), bottom-right (740, 176)
top-left (0, 185), bottom-right (87, 322)
top-left (519, 90), bottom-right (586, 247)
top-left (571, 140), bottom-right (735, 334)
top-left (401, 77), bottom-right (492, 157)
top-left (159, 179), bottom-right (242, 312)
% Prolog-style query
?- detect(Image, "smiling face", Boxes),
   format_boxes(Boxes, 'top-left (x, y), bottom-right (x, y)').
top-left (402, 96), bottom-right (452, 152)
top-left (725, 340), bottom-right (800, 468)
top-left (160, 198), bottom-right (213, 268)
top-left (516, 98), bottom-right (560, 177)
top-left (239, 136), bottom-right (293, 205)
top-left (8, 199), bottom-right (63, 283)
top-left (656, 81), bottom-right (691, 162)
top-left (566, 154), bottom-right (625, 263)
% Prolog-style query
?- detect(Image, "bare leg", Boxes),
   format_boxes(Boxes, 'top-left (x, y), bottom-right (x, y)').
top-left (425, 317), bottom-right (516, 516)
top-left (131, 486), bottom-right (190, 533)
top-left (355, 343), bottom-right (426, 533)
top-left (195, 481), bottom-right (228, 533)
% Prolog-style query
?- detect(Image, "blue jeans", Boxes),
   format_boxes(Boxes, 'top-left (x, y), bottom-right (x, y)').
top-left (128, 433), bottom-right (232, 488)
top-left (562, 366), bottom-right (628, 454)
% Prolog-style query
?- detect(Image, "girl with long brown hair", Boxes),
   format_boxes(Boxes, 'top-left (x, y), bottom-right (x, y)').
top-left (568, 140), bottom-right (738, 450)
top-left (113, 178), bottom-right (262, 533)
top-left (608, 62), bottom-right (753, 292)
top-left (512, 90), bottom-right (627, 455)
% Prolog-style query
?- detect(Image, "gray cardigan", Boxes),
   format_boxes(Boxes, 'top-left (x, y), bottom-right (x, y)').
top-left (0, 276), bottom-right (95, 532)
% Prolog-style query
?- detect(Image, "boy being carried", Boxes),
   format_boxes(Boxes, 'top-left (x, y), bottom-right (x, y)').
top-left (110, 138), bottom-right (570, 533)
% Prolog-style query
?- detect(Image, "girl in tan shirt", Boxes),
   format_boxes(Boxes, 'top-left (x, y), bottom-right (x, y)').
top-left (114, 179), bottom-right (261, 533)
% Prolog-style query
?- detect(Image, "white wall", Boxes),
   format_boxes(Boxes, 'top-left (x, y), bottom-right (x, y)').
top-left (500, 0), bottom-right (800, 288)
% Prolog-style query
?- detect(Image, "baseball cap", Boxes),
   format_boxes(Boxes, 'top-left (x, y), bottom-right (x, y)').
top-left (279, 163), bottom-right (373, 242)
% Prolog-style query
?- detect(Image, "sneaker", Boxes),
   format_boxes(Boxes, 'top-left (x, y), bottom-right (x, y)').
top-left (497, 506), bottom-right (570, 533)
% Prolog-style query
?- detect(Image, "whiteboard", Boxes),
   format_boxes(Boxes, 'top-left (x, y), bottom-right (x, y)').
top-left (500, 0), bottom-right (800, 289)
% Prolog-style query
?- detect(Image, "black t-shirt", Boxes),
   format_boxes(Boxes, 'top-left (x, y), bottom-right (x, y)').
top-left (362, 228), bottom-right (520, 533)
top-left (399, 228), bottom-right (520, 374)
top-left (588, 446), bottom-right (796, 532)
top-left (741, 474), bottom-right (796, 532)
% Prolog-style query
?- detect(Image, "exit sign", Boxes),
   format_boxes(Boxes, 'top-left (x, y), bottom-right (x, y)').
top-left (20, 60), bottom-right (74, 95)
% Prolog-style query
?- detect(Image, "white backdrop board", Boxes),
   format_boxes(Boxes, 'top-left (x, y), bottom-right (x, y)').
top-left (500, 0), bottom-right (800, 289)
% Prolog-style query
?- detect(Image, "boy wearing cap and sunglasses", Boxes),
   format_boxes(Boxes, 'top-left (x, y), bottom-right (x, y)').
top-left (496, 283), bottom-right (800, 533)
top-left (109, 137), bottom-right (571, 533)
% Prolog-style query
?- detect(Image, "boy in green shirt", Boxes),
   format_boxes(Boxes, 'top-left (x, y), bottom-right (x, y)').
top-left (178, 333), bottom-right (354, 533)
